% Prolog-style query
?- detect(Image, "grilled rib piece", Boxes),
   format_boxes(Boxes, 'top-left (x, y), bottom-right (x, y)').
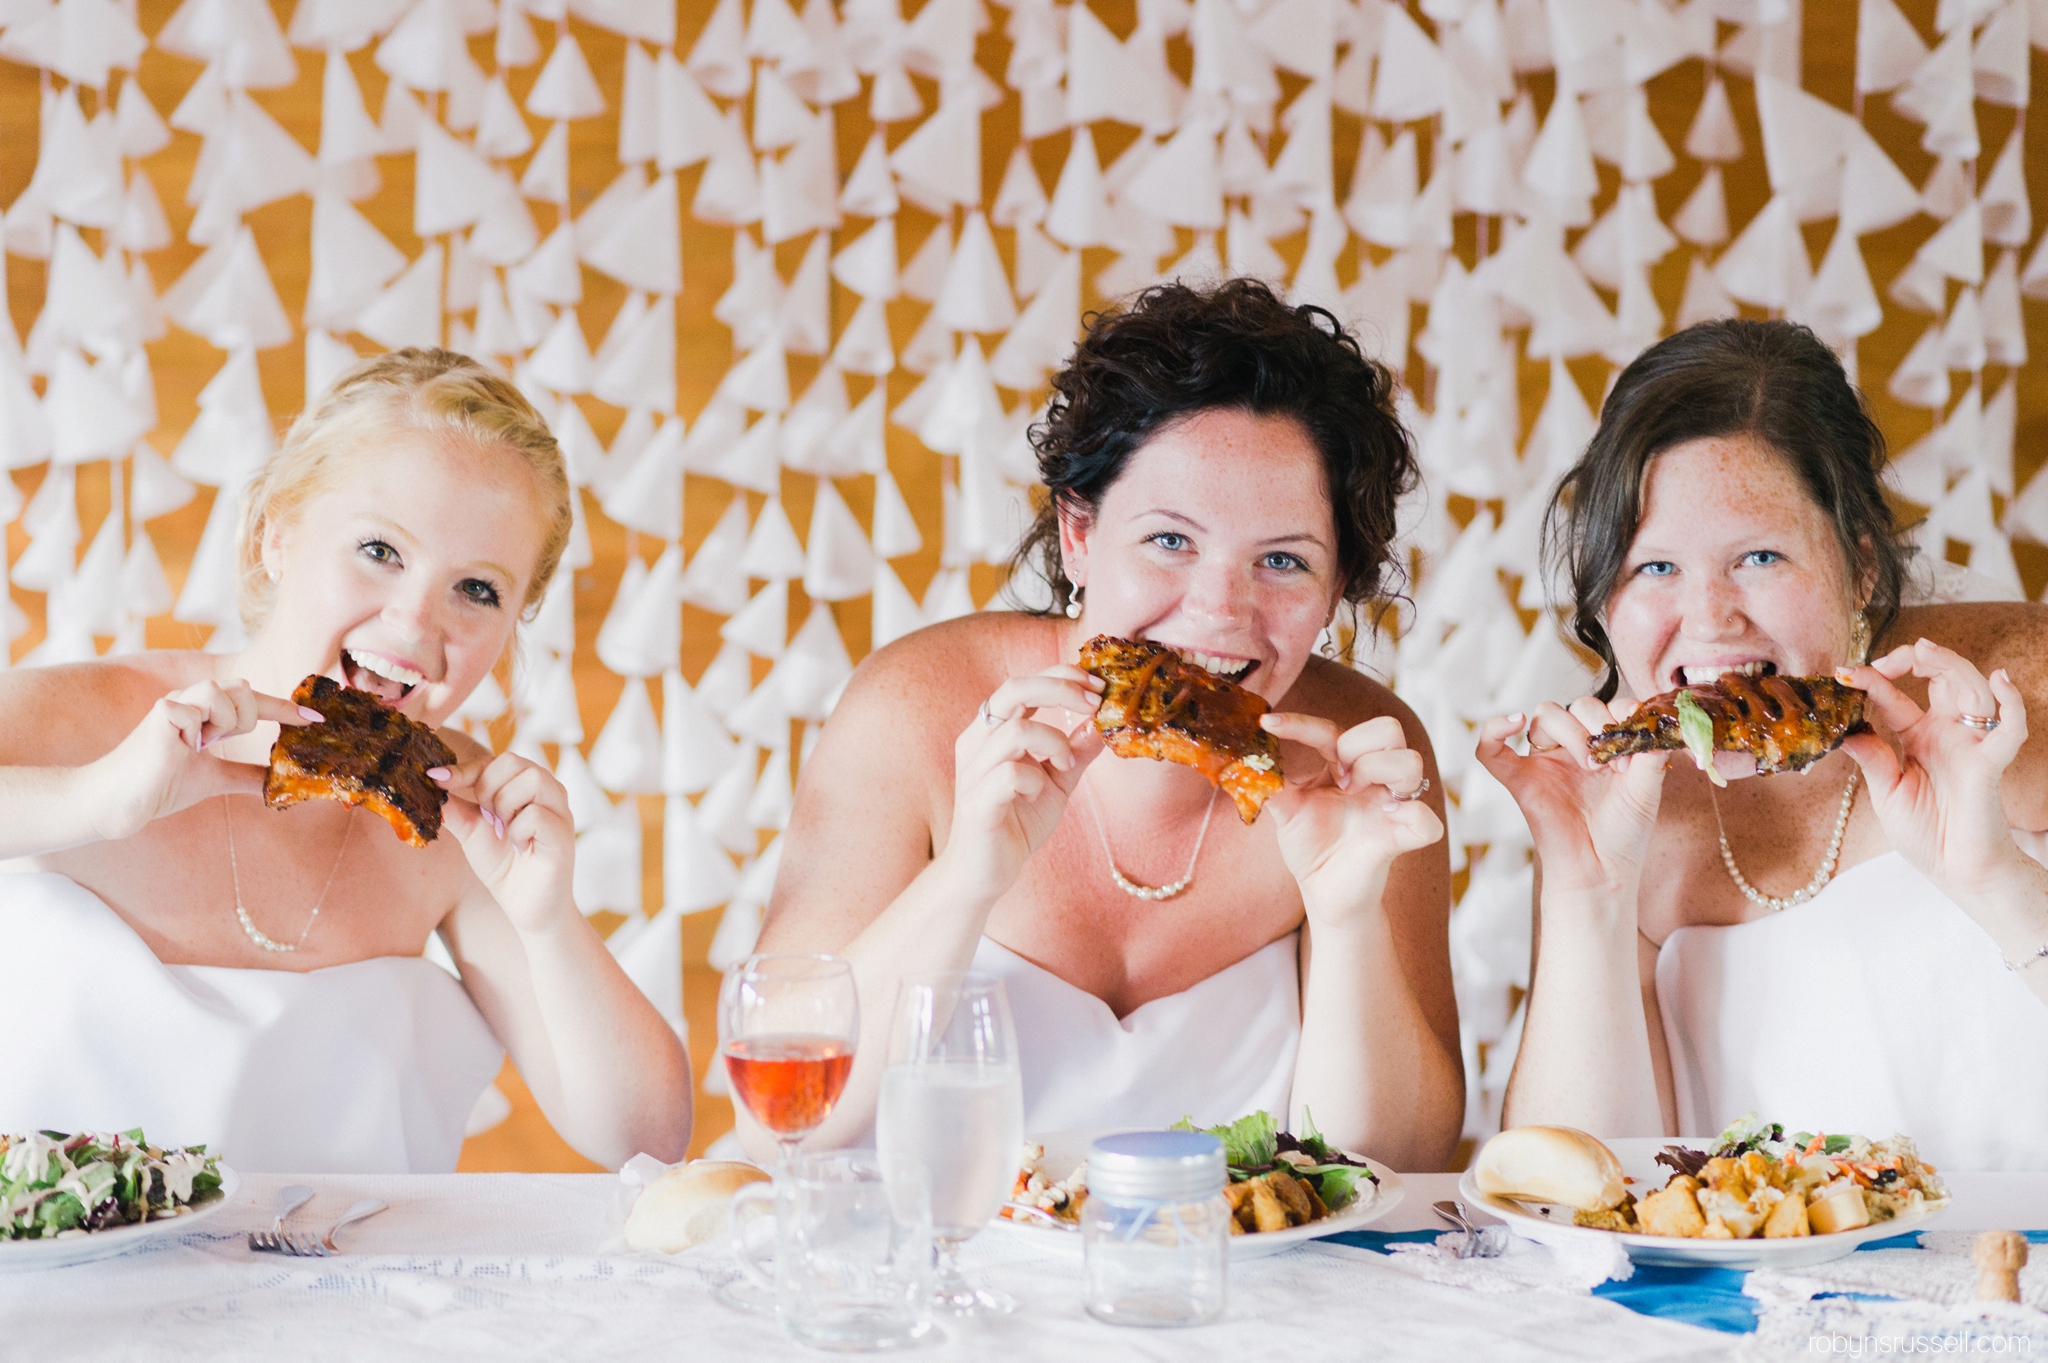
top-left (1079, 635), bottom-right (1283, 823)
top-left (1589, 674), bottom-right (1870, 776)
top-left (265, 675), bottom-right (457, 847)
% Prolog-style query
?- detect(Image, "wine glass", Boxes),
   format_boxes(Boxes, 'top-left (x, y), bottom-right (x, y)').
top-left (718, 953), bottom-right (860, 1169)
top-left (875, 972), bottom-right (1025, 1318)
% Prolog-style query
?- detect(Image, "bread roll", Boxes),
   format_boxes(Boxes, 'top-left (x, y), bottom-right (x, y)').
top-left (624, 1160), bottom-right (771, 1252)
top-left (1473, 1126), bottom-right (1628, 1211)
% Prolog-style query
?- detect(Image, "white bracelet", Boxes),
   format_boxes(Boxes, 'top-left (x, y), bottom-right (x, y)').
top-left (2003, 942), bottom-right (2048, 973)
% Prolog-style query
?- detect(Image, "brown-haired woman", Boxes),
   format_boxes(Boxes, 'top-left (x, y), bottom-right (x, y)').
top-left (758, 280), bottom-right (1463, 1169)
top-left (0, 349), bottom-right (691, 1172)
top-left (1481, 319), bottom-right (2048, 1169)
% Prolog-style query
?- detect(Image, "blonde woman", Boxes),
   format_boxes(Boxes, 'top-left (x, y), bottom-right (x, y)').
top-left (0, 350), bottom-right (690, 1173)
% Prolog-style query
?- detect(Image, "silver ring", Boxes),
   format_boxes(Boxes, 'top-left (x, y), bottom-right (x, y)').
top-left (979, 700), bottom-right (1002, 728)
top-left (1394, 776), bottom-right (1432, 803)
top-left (1958, 713), bottom-right (1999, 731)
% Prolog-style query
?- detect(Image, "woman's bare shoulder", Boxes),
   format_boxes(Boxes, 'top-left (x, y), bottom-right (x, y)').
top-left (837, 612), bottom-right (1058, 728)
top-left (1893, 602), bottom-right (2048, 683)
top-left (0, 652), bottom-right (214, 764)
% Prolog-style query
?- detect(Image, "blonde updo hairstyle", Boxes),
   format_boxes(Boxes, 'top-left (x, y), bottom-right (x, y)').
top-left (235, 348), bottom-right (573, 632)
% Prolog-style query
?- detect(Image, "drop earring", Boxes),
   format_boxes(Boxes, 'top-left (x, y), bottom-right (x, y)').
top-left (1065, 585), bottom-right (1084, 620)
top-left (1849, 608), bottom-right (1871, 666)
top-left (1318, 629), bottom-right (1339, 660)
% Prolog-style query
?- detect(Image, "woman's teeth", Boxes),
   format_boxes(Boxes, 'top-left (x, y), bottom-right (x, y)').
top-left (345, 650), bottom-right (424, 701)
top-left (1680, 661), bottom-right (1772, 686)
top-left (1175, 648), bottom-right (1253, 679)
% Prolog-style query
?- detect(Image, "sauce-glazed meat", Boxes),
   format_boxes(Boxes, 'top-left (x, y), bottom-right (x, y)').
top-left (1079, 636), bottom-right (1283, 823)
top-left (1589, 674), bottom-right (1870, 776)
top-left (265, 675), bottom-right (457, 847)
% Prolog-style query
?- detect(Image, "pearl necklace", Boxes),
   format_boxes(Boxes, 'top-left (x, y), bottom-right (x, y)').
top-left (1084, 784), bottom-right (1219, 901)
top-left (227, 796), bottom-right (355, 953)
top-left (1711, 769), bottom-right (1860, 913)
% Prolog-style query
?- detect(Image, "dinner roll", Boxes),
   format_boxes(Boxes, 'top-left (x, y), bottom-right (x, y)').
top-left (624, 1161), bottom-right (770, 1253)
top-left (1473, 1126), bottom-right (1628, 1211)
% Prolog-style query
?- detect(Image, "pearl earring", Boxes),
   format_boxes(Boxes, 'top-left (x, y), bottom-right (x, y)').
top-left (1064, 586), bottom-right (1084, 620)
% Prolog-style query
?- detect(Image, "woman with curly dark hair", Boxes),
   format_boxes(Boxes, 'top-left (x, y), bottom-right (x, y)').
top-left (1481, 318), bottom-right (2048, 1170)
top-left (756, 279), bottom-right (1463, 1170)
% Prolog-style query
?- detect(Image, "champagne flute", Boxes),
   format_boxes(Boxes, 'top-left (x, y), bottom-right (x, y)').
top-left (719, 953), bottom-right (860, 1168)
top-left (875, 972), bottom-right (1025, 1318)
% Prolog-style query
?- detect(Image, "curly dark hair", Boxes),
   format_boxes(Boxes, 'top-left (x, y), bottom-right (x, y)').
top-left (1546, 318), bottom-right (1911, 701)
top-left (1007, 277), bottom-right (1418, 617)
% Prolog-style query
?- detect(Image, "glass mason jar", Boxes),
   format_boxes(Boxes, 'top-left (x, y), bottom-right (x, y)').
top-left (1080, 1131), bottom-right (1230, 1327)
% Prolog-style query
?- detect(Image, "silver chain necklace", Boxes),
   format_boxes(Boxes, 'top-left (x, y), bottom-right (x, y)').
top-left (1083, 783), bottom-right (1219, 901)
top-left (227, 796), bottom-right (355, 953)
top-left (1710, 770), bottom-right (1860, 913)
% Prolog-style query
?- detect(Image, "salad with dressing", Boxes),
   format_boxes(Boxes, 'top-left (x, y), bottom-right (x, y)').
top-left (2, 1130), bottom-right (224, 1240)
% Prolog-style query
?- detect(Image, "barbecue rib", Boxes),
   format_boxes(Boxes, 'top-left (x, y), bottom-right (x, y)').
top-left (1589, 673), bottom-right (1870, 776)
top-left (265, 675), bottom-right (457, 847)
top-left (1079, 635), bottom-right (1284, 823)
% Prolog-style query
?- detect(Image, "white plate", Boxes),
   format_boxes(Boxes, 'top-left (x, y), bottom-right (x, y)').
top-left (1460, 1138), bottom-right (1948, 1270)
top-left (0, 1164), bottom-right (240, 1272)
top-left (992, 1129), bottom-right (1405, 1260)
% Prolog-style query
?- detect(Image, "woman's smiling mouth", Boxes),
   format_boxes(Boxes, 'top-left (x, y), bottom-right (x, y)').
top-left (343, 648), bottom-right (425, 704)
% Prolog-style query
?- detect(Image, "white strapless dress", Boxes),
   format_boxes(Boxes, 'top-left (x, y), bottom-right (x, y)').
top-left (1656, 851), bottom-right (2048, 1171)
top-left (0, 872), bottom-right (503, 1174)
top-left (970, 931), bottom-right (1302, 1133)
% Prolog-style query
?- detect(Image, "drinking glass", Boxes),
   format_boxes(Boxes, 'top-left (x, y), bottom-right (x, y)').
top-left (719, 953), bottom-right (860, 1169)
top-left (874, 972), bottom-right (1025, 1318)
top-left (729, 1151), bottom-right (936, 1351)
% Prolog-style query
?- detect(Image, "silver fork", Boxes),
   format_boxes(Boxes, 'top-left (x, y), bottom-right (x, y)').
top-left (255, 1198), bottom-right (387, 1257)
top-left (246, 1184), bottom-right (315, 1253)
top-left (1432, 1198), bottom-right (1508, 1259)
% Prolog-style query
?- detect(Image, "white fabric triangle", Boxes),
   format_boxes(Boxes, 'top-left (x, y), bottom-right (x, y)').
top-left (1519, 89), bottom-right (1596, 227)
top-left (168, 478), bottom-right (245, 627)
top-left (896, 218), bottom-right (953, 305)
top-left (1890, 252), bottom-right (1950, 314)
top-left (1714, 194), bottom-right (1813, 312)
top-left (717, 338), bottom-right (793, 414)
top-left (698, 741), bottom-right (764, 856)
top-left (1892, 25), bottom-right (1980, 161)
top-left (988, 247), bottom-right (1080, 391)
top-left (780, 362), bottom-right (849, 474)
top-left (526, 29), bottom-right (607, 120)
top-left (305, 192), bottom-right (408, 328)
top-left (1671, 165), bottom-right (1729, 247)
top-left (686, 0), bottom-right (752, 97)
top-left (510, 222), bottom-right (583, 306)
top-left (186, 91), bottom-right (319, 244)
top-left (1372, 3), bottom-right (1449, 121)
top-left (710, 412), bottom-right (785, 493)
top-left (588, 677), bottom-right (665, 792)
top-left (168, 223), bottom-right (294, 351)
top-left (414, 115), bottom-right (505, 237)
top-left (820, 385), bottom-right (888, 476)
top-left (39, 223), bottom-right (140, 358)
top-left (777, 234), bottom-right (833, 356)
top-left (574, 165), bottom-right (654, 262)
top-left (992, 142), bottom-right (1050, 227)
top-left (521, 120), bottom-right (572, 203)
top-left (617, 40), bottom-right (659, 164)
top-left (1916, 199), bottom-right (1985, 284)
top-left (129, 438), bottom-right (195, 520)
top-left (723, 578), bottom-right (791, 658)
top-left (1043, 126), bottom-right (1115, 248)
top-left (599, 544), bottom-right (685, 679)
top-left (917, 336), bottom-right (1002, 455)
top-left (1980, 125), bottom-right (2030, 247)
top-left (839, 130), bottom-right (900, 218)
top-left (739, 496), bottom-right (808, 580)
top-left (662, 795), bottom-right (740, 913)
top-left (594, 292), bottom-right (678, 415)
top-left (800, 479), bottom-right (876, 602)
top-left (120, 523), bottom-right (174, 620)
top-left (1858, 0), bottom-right (1930, 93)
top-left (1983, 373), bottom-right (2019, 498)
top-left (662, 670), bottom-right (739, 796)
top-left (353, 241), bottom-right (444, 351)
top-left (786, 0), bottom-right (860, 105)
top-left (680, 397), bottom-right (747, 475)
top-left (773, 601), bottom-right (855, 720)
top-left (751, 63), bottom-right (814, 153)
top-left (1887, 321), bottom-right (1952, 409)
top-left (1983, 249), bottom-right (2027, 367)
top-left (115, 76), bottom-right (172, 160)
top-left (760, 107), bottom-right (842, 245)
top-left (1972, 0), bottom-right (2029, 107)
top-left (1838, 126), bottom-right (1925, 235)
top-left (586, 171), bottom-right (682, 296)
top-left (374, 0), bottom-right (480, 95)
top-left (601, 415), bottom-right (687, 540)
top-left (8, 0), bottom-right (151, 89)
top-left (831, 216), bottom-right (899, 299)
top-left (933, 210), bottom-right (1017, 334)
top-left (1924, 156), bottom-right (1974, 221)
top-left (555, 743), bottom-right (616, 834)
top-left (475, 73), bottom-right (535, 158)
top-left (1800, 225), bottom-right (1883, 341)
top-left (466, 176), bottom-right (540, 265)
top-left (35, 88), bottom-right (124, 231)
top-left (655, 50), bottom-right (723, 171)
top-left (1684, 73), bottom-right (1744, 163)
top-left (1125, 117), bottom-right (1225, 231)
top-left (46, 347), bottom-right (149, 466)
top-left (832, 295), bottom-right (896, 376)
top-left (743, 742), bottom-right (793, 831)
top-left (870, 466), bottom-right (924, 558)
top-left (523, 306), bottom-right (594, 394)
top-left (678, 495), bottom-right (752, 615)
top-left (691, 111), bottom-right (764, 226)
top-left (889, 84), bottom-right (982, 212)
top-left (1346, 127), bottom-right (1418, 247)
top-left (1941, 285), bottom-right (1987, 371)
top-left (923, 565), bottom-right (977, 621)
top-left (870, 559), bottom-right (926, 648)
top-left (1619, 85), bottom-right (1674, 182)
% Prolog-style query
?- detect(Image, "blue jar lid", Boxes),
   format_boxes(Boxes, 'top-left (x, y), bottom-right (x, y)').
top-left (1087, 1131), bottom-right (1226, 1201)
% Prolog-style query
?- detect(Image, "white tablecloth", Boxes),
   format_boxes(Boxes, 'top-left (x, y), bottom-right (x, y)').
top-left (7, 1172), bottom-right (2046, 1362)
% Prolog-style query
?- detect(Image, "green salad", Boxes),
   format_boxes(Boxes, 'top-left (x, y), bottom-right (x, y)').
top-left (1171, 1110), bottom-right (1379, 1211)
top-left (2, 1130), bottom-right (223, 1241)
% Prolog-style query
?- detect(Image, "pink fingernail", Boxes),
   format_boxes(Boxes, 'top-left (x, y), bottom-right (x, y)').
top-left (427, 767), bottom-right (451, 780)
top-left (489, 810), bottom-right (506, 838)
top-left (198, 734), bottom-right (215, 751)
top-left (299, 707), bottom-right (325, 722)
